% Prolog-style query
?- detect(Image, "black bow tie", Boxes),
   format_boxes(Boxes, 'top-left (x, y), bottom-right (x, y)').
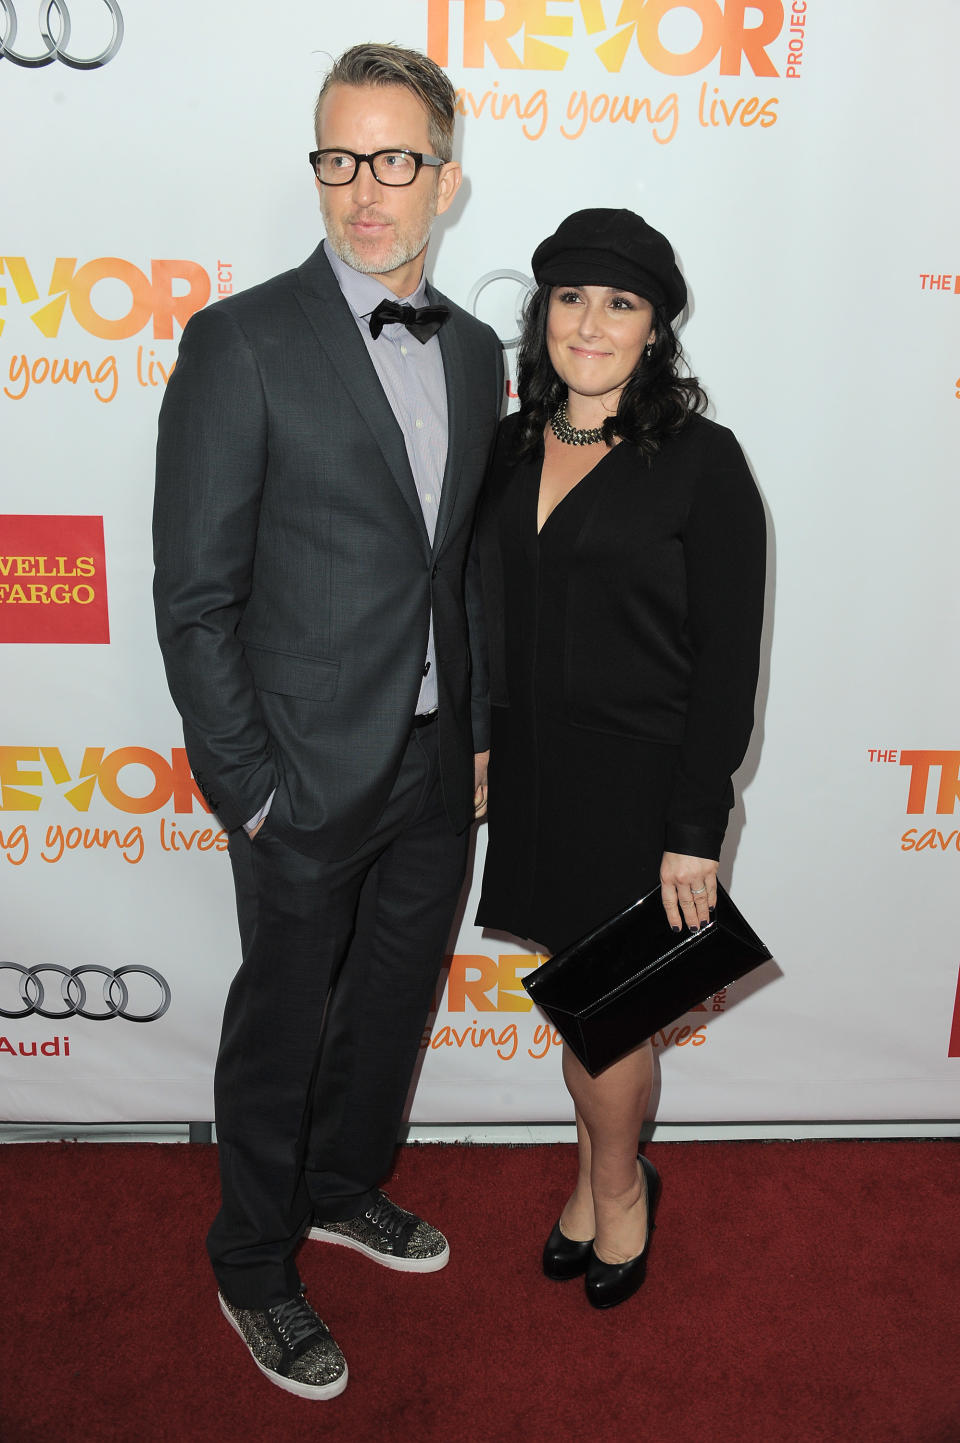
top-left (368, 299), bottom-right (450, 343)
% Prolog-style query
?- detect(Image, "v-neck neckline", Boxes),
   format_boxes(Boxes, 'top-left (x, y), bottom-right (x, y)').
top-left (536, 444), bottom-right (617, 538)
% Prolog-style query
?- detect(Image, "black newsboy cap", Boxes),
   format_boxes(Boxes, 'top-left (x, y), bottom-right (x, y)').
top-left (532, 208), bottom-right (687, 320)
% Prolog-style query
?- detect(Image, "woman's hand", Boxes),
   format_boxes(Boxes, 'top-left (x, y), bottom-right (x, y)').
top-left (659, 852), bottom-right (718, 932)
top-left (474, 750), bottom-right (490, 819)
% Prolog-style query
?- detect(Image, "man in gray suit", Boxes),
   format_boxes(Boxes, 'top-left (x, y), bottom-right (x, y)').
top-left (153, 43), bottom-right (503, 1401)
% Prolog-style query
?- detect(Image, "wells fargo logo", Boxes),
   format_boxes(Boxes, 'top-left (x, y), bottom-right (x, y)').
top-left (950, 968), bottom-right (960, 1058)
top-left (869, 748), bottom-right (960, 853)
top-left (426, 0), bottom-right (788, 74)
top-left (0, 516), bottom-right (108, 644)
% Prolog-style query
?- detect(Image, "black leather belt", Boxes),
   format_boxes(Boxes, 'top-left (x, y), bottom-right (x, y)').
top-left (411, 709), bottom-right (438, 729)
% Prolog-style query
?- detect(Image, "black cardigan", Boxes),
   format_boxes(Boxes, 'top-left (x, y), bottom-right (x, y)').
top-left (476, 410), bottom-right (767, 859)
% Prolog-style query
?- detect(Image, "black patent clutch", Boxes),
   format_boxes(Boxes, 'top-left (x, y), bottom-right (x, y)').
top-left (521, 882), bottom-right (772, 1076)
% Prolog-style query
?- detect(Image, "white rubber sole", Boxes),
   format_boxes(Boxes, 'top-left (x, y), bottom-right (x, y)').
top-left (306, 1224), bottom-right (450, 1272)
top-left (218, 1293), bottom-right (349, 1400)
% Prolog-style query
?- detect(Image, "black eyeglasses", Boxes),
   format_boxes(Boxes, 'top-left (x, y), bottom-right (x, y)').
top-left (308, 148), bottom-right (444, 187)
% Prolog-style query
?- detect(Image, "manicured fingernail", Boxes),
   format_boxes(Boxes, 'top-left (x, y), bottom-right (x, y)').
top-left (709, 906), bottom-right (716, 918)
top-left (689, 924), bottom-right (700, 934)
top-left (671, 925), bottom-right (681, 934)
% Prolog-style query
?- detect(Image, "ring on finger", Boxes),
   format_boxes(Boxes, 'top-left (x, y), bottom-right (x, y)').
top-left (691, 884), bottom-right (707, 897)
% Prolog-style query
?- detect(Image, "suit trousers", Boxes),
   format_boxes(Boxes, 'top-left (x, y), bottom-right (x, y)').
top-left (207, 720), bottom-right (469, 1308)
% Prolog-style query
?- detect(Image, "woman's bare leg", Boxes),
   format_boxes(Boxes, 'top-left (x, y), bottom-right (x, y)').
top-left (560, 1041), bottom-right (654, 1263)
top-left (557, 1108), bottom-right (596, 1241)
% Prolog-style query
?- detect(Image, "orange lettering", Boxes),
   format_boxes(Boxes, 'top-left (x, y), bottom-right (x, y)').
top-left (95, 748), bottom-right (173, 814)
top-left (496, 955), bottom-right (538, 1012)
top-left (900, 751), bottom-right (960, 814)
top-left (446, 955), bottom-right (499, 1011)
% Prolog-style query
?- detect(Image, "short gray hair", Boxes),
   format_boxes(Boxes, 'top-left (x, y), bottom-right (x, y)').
top-left (314, 42), bottom-right (457, 162)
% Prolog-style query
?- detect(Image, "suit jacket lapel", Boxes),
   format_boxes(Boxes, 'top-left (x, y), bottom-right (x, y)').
top-left (432, 289), bottom-right (468, 559)
top-left (293, 246), bottom-right (430, 552)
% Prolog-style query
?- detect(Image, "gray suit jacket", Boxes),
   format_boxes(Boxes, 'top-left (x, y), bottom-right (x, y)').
top-left (153, 243), bottom-right (503, 858)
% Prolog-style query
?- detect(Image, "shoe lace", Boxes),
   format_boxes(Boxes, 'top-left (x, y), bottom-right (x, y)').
top-left (365, 1193), bottom-right (410, 1243)
top-left (268, 1293), bottom-right (326, 1353)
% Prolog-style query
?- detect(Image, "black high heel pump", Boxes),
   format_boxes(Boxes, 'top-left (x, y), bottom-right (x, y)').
top-left (542, 1219), bottom-right (594, 1280)
top-left (584, 1153), bottom-right (661, 1309)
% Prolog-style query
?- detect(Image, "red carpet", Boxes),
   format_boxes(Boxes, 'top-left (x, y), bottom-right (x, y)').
top-left (1, 1140), bottom-right (958, 1443)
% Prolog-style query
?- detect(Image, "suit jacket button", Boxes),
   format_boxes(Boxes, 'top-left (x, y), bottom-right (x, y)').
top-left (431, 564), bottom-right (439, 579)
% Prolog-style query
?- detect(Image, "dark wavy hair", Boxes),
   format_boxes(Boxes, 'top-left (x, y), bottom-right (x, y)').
top-left (513, 284), bottom-right (708, 461)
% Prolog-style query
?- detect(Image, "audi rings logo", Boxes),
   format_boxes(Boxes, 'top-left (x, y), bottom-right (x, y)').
top-left (0, 1), bottom-right (123, 70)
top-left (0, 962), bottom-right (170, 1021)
top-left (466, 270), bottom-right (534, 350)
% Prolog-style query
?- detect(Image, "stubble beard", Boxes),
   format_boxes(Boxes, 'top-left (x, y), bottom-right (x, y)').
top-left (323, 206), bottom-right (437, 280)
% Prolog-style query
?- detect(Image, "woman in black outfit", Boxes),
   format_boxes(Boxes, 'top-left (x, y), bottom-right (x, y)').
top-left (476, 209), bottom-right (766, 1309)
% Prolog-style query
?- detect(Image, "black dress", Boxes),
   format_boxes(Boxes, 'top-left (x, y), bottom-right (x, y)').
top-left (475, 411), bottom-right (766, 954)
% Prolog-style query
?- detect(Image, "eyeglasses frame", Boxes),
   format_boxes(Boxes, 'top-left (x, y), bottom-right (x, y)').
top-left (308, 148), bottom-right (446, 187)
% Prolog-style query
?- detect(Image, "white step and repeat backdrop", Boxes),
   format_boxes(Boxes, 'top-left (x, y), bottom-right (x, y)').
top-left (2, 1), bottom-right (958, 1124)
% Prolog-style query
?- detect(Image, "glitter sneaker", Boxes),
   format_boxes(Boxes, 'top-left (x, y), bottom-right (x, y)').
top-left (218, 1289), bottom-right (348, 1400)
top-left (307, 1189), bottom-right (450, 1272)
